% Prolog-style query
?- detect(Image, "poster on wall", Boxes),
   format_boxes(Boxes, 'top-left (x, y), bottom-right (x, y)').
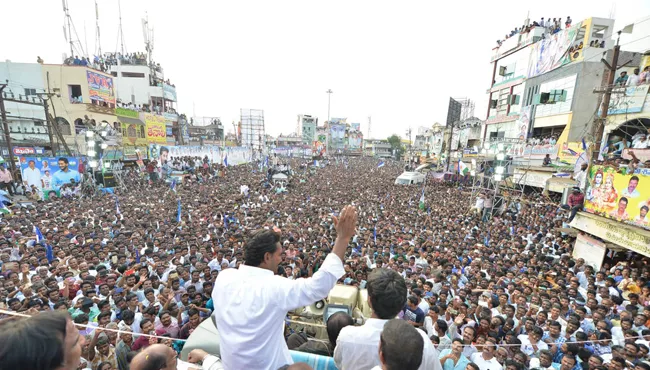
top-left (584, 165), bottom-right (650, 229)
top-left (19, 156), bottom-right (80, 198)
top-left (86, 71), bottom-right (116, 105)
top-left (516, 106), bottom-right (532, 141)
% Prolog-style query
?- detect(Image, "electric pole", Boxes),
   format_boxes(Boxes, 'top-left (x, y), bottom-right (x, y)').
top-left (593, 30), bottom-right (630, 155)
top-left (0, 84), bottom-right (17, 172)
top-left (325, 89), bottom-right (333, 156)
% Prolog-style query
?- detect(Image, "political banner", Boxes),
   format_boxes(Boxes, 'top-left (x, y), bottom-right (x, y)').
top-left (527, 25), bottom-right (579, 79)
top-left (144, 114), bottom-right (167, 144)
top-left (18, 156), bottom-right (80, 198)
top-left (86, 71), bottom-right (116, 105)
top-left (584, 165), bottom-right (650, 230)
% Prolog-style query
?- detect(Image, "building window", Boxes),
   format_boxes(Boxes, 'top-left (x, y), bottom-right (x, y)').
top-left (24, 88), bottom-right (37, 97)
top-left (122, 72), bottom-right (145, 78)
top-left (127, 125), bottom-right (137, 138)
top-left (68, 85), bottom-right (82, 103)
top-left (534, 74), bottom-right (577, 118)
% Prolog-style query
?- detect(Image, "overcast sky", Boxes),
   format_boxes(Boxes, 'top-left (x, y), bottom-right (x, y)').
top-left (3, 0), bottom-right (650, 139)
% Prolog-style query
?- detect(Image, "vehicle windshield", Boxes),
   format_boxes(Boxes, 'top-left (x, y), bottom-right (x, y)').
top-left (396, 178), bottom-right (411, 185)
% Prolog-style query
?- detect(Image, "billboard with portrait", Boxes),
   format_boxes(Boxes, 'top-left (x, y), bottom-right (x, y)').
top-left (86, 71), bottom-right (116, 105)
top-left (584, 165), bottom-right (650, 230)
top-left (19, 156), bottom-right (80, 198)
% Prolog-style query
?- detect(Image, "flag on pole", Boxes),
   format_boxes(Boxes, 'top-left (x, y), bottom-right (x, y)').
top-left (135, 247), bottom-right (141, 264)
top-left (115, 197), bottom-right (121, 215)
top-left (458, 160), bottom-right (469, 175)
top-left (377, 160), bottom-right (385, 168)
top-left (581, 138), bottom-right (587, 151)
top-left (177, 199), bottom-right (182, 223)
top-left (223, 154), bottom-right (229, 167)
top-left (373, 227), bottom-right (377, 243)
top-left (170, 179), bottom-right (177, 193)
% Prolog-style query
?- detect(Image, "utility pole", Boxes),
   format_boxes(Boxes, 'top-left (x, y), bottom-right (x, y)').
top-left (593, 30), bottom-right (630, 155)
top-left (0, 84), bottom-right (17, 172)
top-left (325, 89), bottom-right (333, 156)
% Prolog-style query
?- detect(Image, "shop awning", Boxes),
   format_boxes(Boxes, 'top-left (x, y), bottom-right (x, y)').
top-left (118, 116), bottom-right (144, 125)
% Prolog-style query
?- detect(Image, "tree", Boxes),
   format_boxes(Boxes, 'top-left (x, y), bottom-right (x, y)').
top-left (387, 134), bottom-right (405, 160)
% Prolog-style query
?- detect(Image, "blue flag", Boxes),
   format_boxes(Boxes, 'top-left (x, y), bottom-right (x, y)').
top-left (177, 199), bottom-right (181, 223)
top-left (170, 179), bottom-right (177, 192)
top-left (377, 160), bottom-right (385, 168)
top-left (35, 226), bottom-right (54, 263)
top-left (581, 138), bottom-right (587, 150)
top-left (373, 227), bottom-right (377, 243)
top-left (34, 225), bottom-right (44, 243)
top-left (224, 214), bottom-right (229, 229)
top-left (135, 247), bottom-right (141, 264)
top-left (224, 154), bottom-right (229, 167)
top-left (115, 197), bottom-right (121, 215)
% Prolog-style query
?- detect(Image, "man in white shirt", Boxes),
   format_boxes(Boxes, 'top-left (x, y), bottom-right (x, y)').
top-left (334, 268), bottom-right (441, 370)
top-left (370, 319), bottom-right (425, 370)
top-left (627, 68), bottom-right (641, 86)
top-left (470, 338), bottom-right (502, 370)
top-left (573, 163), bottom-right (588, 190)
top-left (518, 326), bottom-right (548, 356)
top-left (213, 205), bottom-right (357, 370)
top-left (22, 160), bottom-right (42, 189)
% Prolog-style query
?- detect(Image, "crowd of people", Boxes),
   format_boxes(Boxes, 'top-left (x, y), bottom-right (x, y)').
top-left (0, 155), bottom-right (649, 370)
top-left (496, 16), bottom-right (572, 46)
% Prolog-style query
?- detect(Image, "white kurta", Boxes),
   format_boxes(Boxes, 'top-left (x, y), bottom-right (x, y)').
top-left (212, 253), bottom-right (345, 370)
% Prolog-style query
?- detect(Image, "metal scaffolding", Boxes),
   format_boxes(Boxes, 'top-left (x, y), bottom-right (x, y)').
top-left (468, 138), bottom-right (535, 217)
top-left (240, 108), bottom-right (265, 159)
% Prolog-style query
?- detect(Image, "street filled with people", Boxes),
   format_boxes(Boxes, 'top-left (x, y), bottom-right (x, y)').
top-left (0, 156), bottom-right (649, 370)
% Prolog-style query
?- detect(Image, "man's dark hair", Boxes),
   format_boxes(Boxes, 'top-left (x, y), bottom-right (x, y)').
top-left (620, 197), bottom-right (628, 205)
top-left (367, 269), bottom-right (407, 319)
top-left (0, 311), bottom-right (69, 370)
top-left (630, 176), bottom-right (640, 183)
top-left (379, 319), bottom-right (424, 370)
top-left (244, 229), bottom-right (281, 267)
top-left (326, 311), bottom-right (354, 347)
top-left (58, 157), bottom-right (69, 164)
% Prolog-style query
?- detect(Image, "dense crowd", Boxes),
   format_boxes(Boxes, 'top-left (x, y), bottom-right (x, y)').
top-left (0, 156), bottom-right (648, 370)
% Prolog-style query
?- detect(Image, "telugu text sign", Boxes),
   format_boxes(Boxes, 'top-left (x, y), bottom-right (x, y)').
top-left (144, 114), bottom-right (167, 144)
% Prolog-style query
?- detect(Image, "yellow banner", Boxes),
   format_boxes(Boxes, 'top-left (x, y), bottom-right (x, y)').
top-left (144, 113), bottom-right (167, 144)
top-left (584, 165), bottom-right (650, 229)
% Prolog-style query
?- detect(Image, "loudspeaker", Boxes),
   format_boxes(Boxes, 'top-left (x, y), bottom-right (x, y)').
top-left (95, 171), bottom-right (117, 188)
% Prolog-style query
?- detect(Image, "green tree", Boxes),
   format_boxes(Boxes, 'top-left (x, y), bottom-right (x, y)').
top-left (387, 134), bottom-right (404, 160)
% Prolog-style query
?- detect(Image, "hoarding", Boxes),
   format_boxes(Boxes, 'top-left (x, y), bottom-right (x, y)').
top-left (527, 25), bottom-right (579, 78)
top-left (584, 165), bottom-right (650, 229)
top-left (144, 113), bottom-right (167, 144)
top-left (19, 156), bottom-right (80, 196)
top-left (605, 85), bottom-right (649, 115)
top-left (86, 71), bottom-right (116, 105)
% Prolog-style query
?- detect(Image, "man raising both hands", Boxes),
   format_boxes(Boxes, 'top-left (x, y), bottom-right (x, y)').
top-left (213, 205), bottom-right (358, 370)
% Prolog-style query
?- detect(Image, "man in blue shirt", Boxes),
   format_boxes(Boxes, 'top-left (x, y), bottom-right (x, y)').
top-left (403, 295), bottom-right (425, 328)
top-left (52, 157), bottom-right (80, 190)
top-left (440, 338), bottom-right (471, 370)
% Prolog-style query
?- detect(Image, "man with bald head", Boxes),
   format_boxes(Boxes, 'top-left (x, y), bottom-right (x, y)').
top-left (130, 344), bottom-right (177, 370)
